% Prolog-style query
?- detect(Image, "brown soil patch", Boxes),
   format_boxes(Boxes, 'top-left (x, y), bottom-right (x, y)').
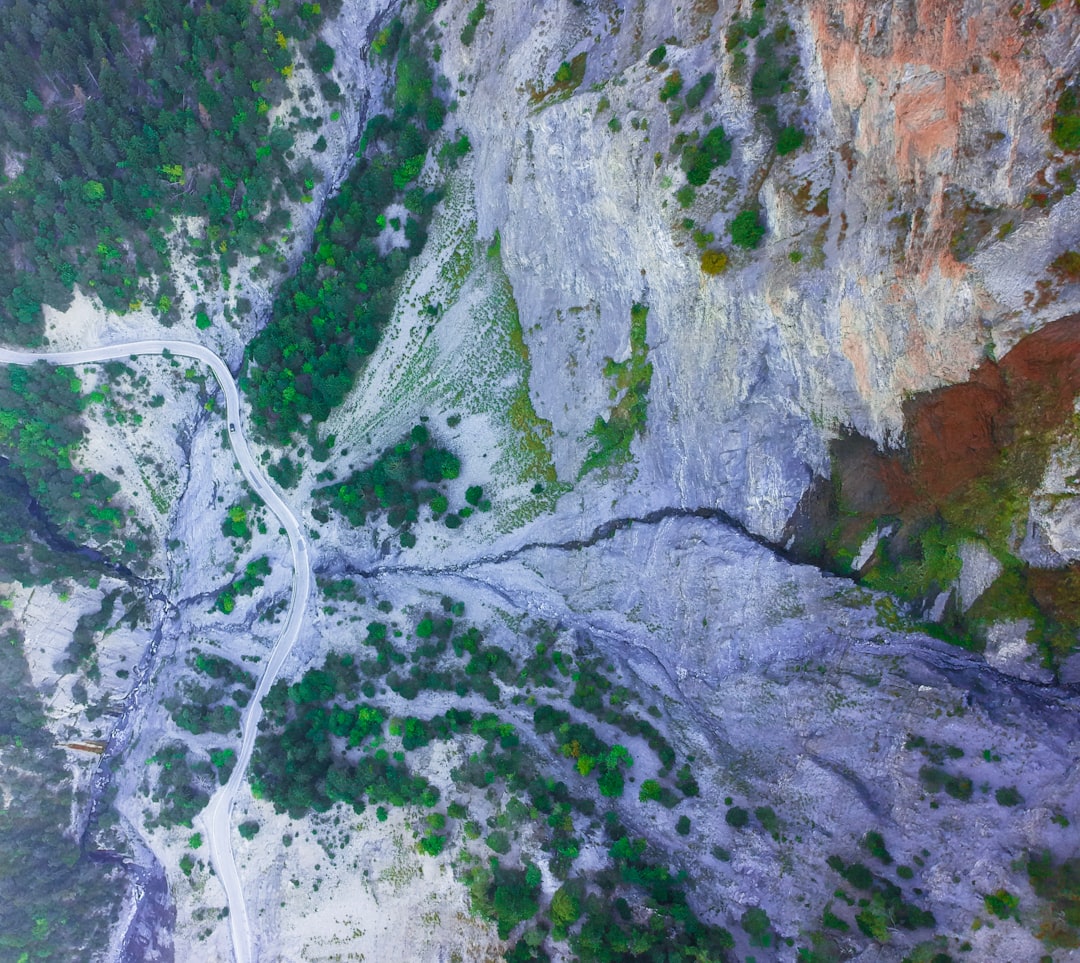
top-left (848, 313), bottom-right (1080, 514)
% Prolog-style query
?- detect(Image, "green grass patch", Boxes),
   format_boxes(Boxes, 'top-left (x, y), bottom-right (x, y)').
top-left (579, 303), bottom-right (652, 477)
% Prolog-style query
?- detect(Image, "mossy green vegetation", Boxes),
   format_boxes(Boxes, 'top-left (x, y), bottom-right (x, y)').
top-left (1027, 851), bottom-right (1080, 948)
top-left (530, 52), bottom-right (588, 109)
top-left (806, 348), bottom-right (1080, 670)
top-left (1052, 84), bottom-right (1080, 152)
top-left (580, 303), bottom-right (653, 477)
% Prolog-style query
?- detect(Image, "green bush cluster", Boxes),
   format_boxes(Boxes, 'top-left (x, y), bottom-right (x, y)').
top-left (726, 2), bottom-right (767, 50)
top-left (1027, 851), bottom-right (1080, 947)
top-left (777, 124), bottom-right (806, 155)
top-left (354, 615), bottom-right (511, 703)
top-left (193, 651), bottom-right (255, 690)
top-left (0, 363), bottom-right (138, 568)
top-left (0, 615), bottom-right (126, 961)
top-left (533, 704), bottom-right (634, 797)
top-left (0, 0), bottom-right (339, 338)
top-left (438, 133), bottom-right (472, 168)
top-left (680, 126), bottom-right (732, 186)
top-left (684, 72), bottom-right (715, 109)
top-left (861, 830), bottom-right (893, 864)
top-left (826, 854), bottom-right (936, 938)
top-left (242, 34), bottom-right (445, 447)
top-left (555, 828), bottom-right (735, 962)
top-left (166, 683), bottom-right (240, 736)
top-left (149, 742), bottom-right (212, 829)
top-left (250, 657), bottom-right (440, 818)
top-left (215, 556), bottom-right (272, 614)
top-left (460, 2), bottom-right (487, 46)
top-left (466, 861), bottom-right (541, 939)
top-left (64, 588), bottom-right (121, 669)
top-left (730, 209), bottom-right (765, 248)
top-left (983, 888), bottom-right (1019, 920)
top-left (918, 765), bottom-right (973, 801)
top-left (221, 501), bottom-right (253, 541)
top-left (565, 654), bottom-right (677, 772)
top-left (317, 424), bottom-right (475, 538)
top-left (248, 616), bottom-right (714, 961)
top-left (659, 70), bottom-right (683, 102)
top-left (751, 33), bottom-right (793, 100)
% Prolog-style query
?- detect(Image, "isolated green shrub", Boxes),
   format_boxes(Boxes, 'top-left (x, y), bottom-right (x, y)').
top-left (460, 2), bottom-right (486, 45)
top-left (419, 834), bottom-right (446, 856)
top-left (311, 39), bottom-right (336, 73)
top-left (726, 805), bottom-right (749, 828)
top-left (742, 906), bottom-right (773, 947)
top-left (638, 779), bottom-right (662, 802)
top-left (659, 70), bottom-right (683, 102)
top-left (700, 250), bottom-right (729, 275)
top-left (777, 125), bottom-right (805, 155)
top-left (685, 71), bottom-right (714, 109)
top-left (861, 830), bottom-right (893, 864)
top-left (729, 210), bottom-right (765, 248)
top-left (995, 786), bottom-right (1023, 807)
top-left (984, 889), bottom-right (1019, 919)
top-left (681, 125), bottom-right (731, 185)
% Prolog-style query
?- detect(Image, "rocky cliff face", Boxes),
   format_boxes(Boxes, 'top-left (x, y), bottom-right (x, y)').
top-left (434, 0), bottom-right (1080, 539)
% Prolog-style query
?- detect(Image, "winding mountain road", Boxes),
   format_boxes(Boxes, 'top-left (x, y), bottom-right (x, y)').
top-left (0, 340), bottom-right (307, 963)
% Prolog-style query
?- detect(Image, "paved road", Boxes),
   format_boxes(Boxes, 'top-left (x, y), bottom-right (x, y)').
top-left (0, 340), bottom-right (308, 963)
